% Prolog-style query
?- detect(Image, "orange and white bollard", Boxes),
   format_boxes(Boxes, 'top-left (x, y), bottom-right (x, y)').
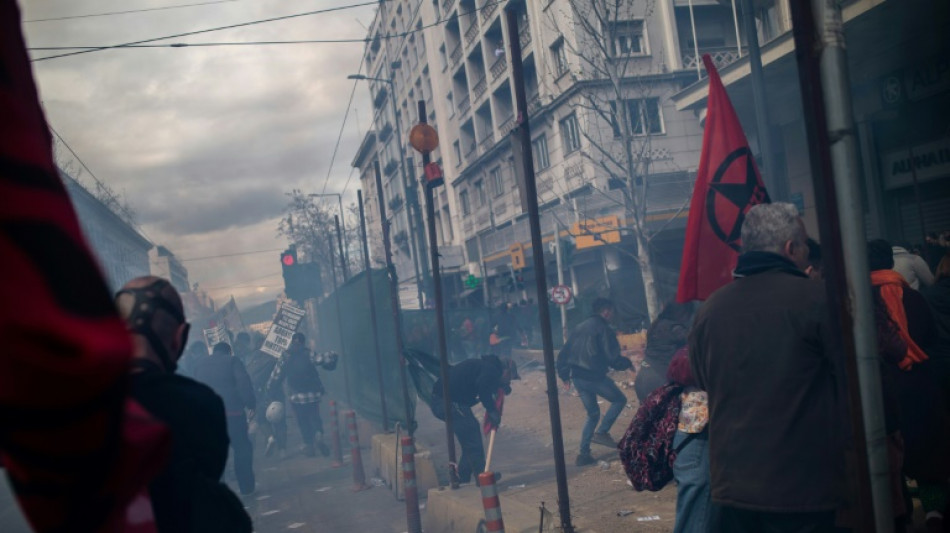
top-left (346, 410), bottom-right (369, 491)
top-left (329, 401), bottom-right (344, 467)
top-left (477, 471), bottom-right (505, 533)
top-left (401, 436), bottom-right (423, 533)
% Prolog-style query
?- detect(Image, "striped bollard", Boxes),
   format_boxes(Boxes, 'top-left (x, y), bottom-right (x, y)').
top-left (329, 401), bottom-right (344, 467)
top-left (401, 437), bottom-right (423, 533)
top-left (478, 471), bottom-right (505, 533)
top-left (346, 410), bottom-right (369, 491)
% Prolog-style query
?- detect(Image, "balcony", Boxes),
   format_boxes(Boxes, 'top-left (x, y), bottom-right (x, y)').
top-left (472, 76), bottom-right (487, 102)
top-left (388, 195), bottom-right (404, 212)
top-left (480, 1), bottom-right (498, 22)
top-left (464, 22), bottom-right (480, 47)
top-left (681, 46), bottom-right (745, 72)
top-left (450, 43), bottom-right (463, 68)
top-left (458, 94), bottom-right (471, 116)
top-left (564, 161), bottom-right (585, 190)
top-left (384, 158), bottom-right (398, 175)
top-left (518, 25), bottom-right (531, 50)
top-left (478, 132), bottom-right (495, 153)
top-left (498, 114), bottom-right (515, 136)
top-left (489, 55), bottom-right (507, 81)
top-left (464, 141), bottom-right (477, 159)
top-left (442, 0), bottom-right (455, 16)
top-left (527, 93), bottom-right (542, 115)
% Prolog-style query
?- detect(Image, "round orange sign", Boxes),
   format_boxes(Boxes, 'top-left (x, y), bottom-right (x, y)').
top-left (409, 123), bottom-right (439, 153)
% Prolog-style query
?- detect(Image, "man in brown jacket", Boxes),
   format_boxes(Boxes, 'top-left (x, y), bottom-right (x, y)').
top-left (689, 203), bottom-right (846, 532)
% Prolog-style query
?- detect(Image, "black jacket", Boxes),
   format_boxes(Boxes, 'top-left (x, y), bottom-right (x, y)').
top-left (432, 355), bottom-right (505, 416)
top-left (924, 278), bottom-right (950, 360)
top-left (130, 363), bottom-right (232, 531)
top-left (193, 353), bottom-right (256, 415)
top-left (557, 314), bottom-right (631, 382)
top-left (689, 252), bottom-right (846, 512)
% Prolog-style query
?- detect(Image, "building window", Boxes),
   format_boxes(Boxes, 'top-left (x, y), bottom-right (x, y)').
top-left (439, 44), bottom-right (447, 70)
top-left (447, 92), bottom-right (454, 118)
top-left (442, 205), bottom-right (454, 241)
top-left (609, 20), bottom-right (646, 57)
top-left (474, 179), bottom-right (486, 206)
top-left (460, 190), bottom-right (471, 215)
top-left (532, 135), bottom-right (550, 170)
top-left (489, 166), bottom-right (504, 196)
top-left (551, 39), bottom-right (568, 77)
top-left (610, 98), bottom-right (664, 137)
top-left (453, 140), bottom-right (461, 166)
top-left (560, 113), bottom-right (581, 154)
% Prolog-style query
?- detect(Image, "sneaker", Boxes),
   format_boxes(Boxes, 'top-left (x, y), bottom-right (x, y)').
top-left (317, 441), bottom-right (330, 457)
top-left (575, 453), bottom-right (596, 466)
top-left (264, 436), bottom-right (275, 457)
top-left (591, 432), bottom-right (617, 448)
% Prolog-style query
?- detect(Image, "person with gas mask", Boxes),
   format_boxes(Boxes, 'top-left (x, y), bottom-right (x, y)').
top-left (116, 276), bottom-right (250, 532)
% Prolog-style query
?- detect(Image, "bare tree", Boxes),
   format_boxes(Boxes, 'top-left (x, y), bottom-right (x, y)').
top-left (53, 137), bottom-right (139, 226)
top-left (546, 0), bottom-right (688, 322)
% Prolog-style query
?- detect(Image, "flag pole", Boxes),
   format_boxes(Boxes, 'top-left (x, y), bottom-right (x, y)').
top-left (788, 1), bottom-right (892, 530)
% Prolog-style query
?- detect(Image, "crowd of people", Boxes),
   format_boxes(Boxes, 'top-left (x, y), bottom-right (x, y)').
top-left (569, 204), bottom-right (950, 533)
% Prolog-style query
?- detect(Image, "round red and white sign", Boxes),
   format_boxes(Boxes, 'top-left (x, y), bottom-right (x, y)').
top-left (550, 285), bottom-right (573, 305)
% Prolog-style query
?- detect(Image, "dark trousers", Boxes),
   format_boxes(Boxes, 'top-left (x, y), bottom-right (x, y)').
top-left (431, 399), bottom-right (484, 483)
top-left (290, 401), bottom-right (324, 449)
top-left (226, 414), bottom-right (255, 494)
top-left (718, 507), bottom-right (836, 533)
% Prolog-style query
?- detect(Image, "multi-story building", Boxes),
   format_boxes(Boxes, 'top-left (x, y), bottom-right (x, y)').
top-left (62, 172), bottom-right (153, 292)
top-left (149, 245), bottom-right (190, 293)
top-left (353, 0), bottom-right (784, 319)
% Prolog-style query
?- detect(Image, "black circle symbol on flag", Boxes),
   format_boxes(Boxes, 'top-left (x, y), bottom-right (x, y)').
top-left (705, 147), bottom-right (770, 252)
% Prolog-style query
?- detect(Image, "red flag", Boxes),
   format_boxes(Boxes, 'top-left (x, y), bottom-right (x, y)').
top-left (676, 55), bottom-right (770, 302)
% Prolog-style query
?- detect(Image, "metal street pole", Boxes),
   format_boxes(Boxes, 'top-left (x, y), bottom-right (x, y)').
top-left (327, 232), bottom-right (352, 407)
top-left (738, 0), bottom-right (785, 200)
top-left (335, 215), bottom-right (349, 281)
top-left (554, 226), bottom-right (568, 343)
top-left (789, 1), bottom-right (892, 530)
top-left (505, 5), bottom-right (573, 531)
top-left (310, 193), bottom-right (348, 273)
top-left (414, 99), bottom-right (458, 488)
top-left (358, 189), bottom-right (390, 431)
top-left (374, 159), bottom-right (415, 436)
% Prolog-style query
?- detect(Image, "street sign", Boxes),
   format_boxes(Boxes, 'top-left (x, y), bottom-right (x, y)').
top-left (549, 285), bottom-right (573, 305)
top-left (464, 274), bottom-right (481, 289)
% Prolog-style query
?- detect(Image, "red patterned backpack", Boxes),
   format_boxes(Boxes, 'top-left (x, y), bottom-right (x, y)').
top-left (618, 383), bottom-right (691, 491)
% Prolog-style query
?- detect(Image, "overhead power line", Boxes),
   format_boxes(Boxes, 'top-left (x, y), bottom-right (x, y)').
top-left (30, 39), bottom-right (369, 50)
top-left (24, 0), bottom-right (239, 23)
top-left (176, 248), bottom-right (285, 262)
top-left (30, 0), bottom-right (379, 62)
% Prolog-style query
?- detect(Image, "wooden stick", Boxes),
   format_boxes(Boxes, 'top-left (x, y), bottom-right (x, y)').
top-left (484, 429), bottom-right (497, 472)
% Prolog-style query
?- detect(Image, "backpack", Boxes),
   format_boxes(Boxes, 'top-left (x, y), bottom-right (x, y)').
top-left (618, 382), bottom-right (690, 491)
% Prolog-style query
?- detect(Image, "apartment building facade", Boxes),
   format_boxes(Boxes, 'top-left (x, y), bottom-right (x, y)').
top-left (353, 0), bottom-right (771, 319)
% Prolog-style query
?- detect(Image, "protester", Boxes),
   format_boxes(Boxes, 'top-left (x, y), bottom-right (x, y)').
top-left (689, 203), bottom-right (845, 531)
top-left (633, 301), bottom-right (692, 402)
top-left (232, 331), bottom-right (254, 365)
top-left (267, 333), bottom-right (338, 457)
top-left (193, 342), bottom-right (257, 495)
top-left (178, 341), bottom-right (207, 378)
top-left (430, 354), bottom-right (517, 484)
top-left (893, 242), bottom-right (935, 290)
top-left (116, 276), bottom-right (251, 532)
top-left (923, 252), bottom-right (950, 376)
top-left (806, 237), bottom-right (823, 280)
top-left (666, 348), bottom-right (715, 533)
top-left (245, 335), bottom-right (288, 457)
top-left (868, 239), bottom-right (949, 532)
top-left (557, 297), bottom-right (633, 467)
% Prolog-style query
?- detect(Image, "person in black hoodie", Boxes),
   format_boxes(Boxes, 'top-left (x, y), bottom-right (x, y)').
top-left (267, 333), bottom-right (338, 457)
top-left (557, 298), bottom-right (632, 466)
top-left (117, 276), bottom-right (250, 532)
top-left (193, 342), bottom-right (257, 495)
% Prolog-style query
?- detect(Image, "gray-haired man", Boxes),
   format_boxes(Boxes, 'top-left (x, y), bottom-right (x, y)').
top-left (688, 203), bottom-right (845, 532)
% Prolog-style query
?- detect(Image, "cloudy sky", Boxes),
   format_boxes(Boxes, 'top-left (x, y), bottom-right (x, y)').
top-left (21, 0), bottom-right (379, 309)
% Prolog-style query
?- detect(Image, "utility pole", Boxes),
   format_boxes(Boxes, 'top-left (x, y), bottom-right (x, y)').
top-left (506, 4), bottom-right (573, 531)
top-left (789, 0), bottom-right (892, 530)
top-left (374, 160), bottom-right (415, 435)
top-left (335, 215), bottom-right (349, 281)
top-left (412, 100), bottom-right (458, 488)
top-left (358, 189), bottom-right (389, 431)
top-left (327, 232), bottom-right (352, 407)
top-left (554, 226), bottom-right (568, 343)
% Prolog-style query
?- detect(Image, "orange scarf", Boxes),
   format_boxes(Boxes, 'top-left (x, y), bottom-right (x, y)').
top-left (870, 269), bottom-right (928, 370)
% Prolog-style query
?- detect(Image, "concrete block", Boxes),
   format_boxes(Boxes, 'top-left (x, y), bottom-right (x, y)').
top-left (423, 484), bottom-right (556, 533)
top-left (370, 434), bottom-right (439, 500)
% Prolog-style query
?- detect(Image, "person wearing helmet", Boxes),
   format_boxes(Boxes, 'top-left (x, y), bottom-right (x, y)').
top-left (245, 334), bottom-right (288, 457)
top-left (267, 333), bottom-right (338, 457)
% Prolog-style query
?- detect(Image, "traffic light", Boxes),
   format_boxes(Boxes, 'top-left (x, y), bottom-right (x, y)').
top-left (280, 246), bottom-right (323, 302)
